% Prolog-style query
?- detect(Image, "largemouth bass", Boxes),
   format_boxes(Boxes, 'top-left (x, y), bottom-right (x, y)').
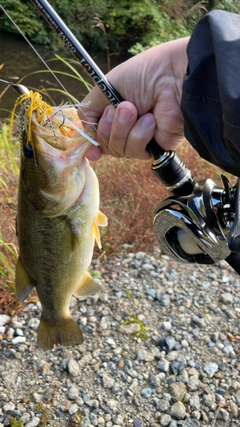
top-left (11, 90), bottom-right (107, 350)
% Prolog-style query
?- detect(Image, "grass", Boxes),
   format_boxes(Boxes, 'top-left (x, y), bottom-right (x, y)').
top-left (0, 123), bottom-right (19, 281)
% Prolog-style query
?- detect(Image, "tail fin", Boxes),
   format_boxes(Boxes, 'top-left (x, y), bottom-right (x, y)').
top-left (37, 316), bottom-right (84, 350)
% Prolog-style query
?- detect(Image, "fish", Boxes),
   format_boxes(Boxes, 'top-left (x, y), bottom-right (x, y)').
top-left (11, 89), bottom-right (107, 350)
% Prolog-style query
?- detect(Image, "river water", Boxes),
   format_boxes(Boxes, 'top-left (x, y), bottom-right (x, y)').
top-left (0, 32), bottom-right (130, 118)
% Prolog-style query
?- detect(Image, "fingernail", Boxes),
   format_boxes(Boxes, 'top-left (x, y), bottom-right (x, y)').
top-left (118, 108), bottom-right (133, 124)
top-left (104, 107), bottom-right (115, 123)
top-left (140, 115), bottom-right (155, 127)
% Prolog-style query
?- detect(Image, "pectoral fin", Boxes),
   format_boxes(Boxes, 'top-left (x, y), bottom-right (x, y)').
top-left (74, 271), bottom-right (103, 297)
top-left (15, 257), bottom-right (34, 302)
top-left (63, 220), bottom-right (77, 264)
top-left (96, 210), bottom-right (108, 227)
top-left (93, 211), bottom-right (108, 248)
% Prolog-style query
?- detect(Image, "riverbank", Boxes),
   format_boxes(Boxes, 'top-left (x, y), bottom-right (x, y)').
top-left (0, 251), bottom-right (239, 427)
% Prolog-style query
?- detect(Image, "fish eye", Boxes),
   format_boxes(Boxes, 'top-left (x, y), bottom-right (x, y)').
top-left (24, 144), bottom-right (34, 159)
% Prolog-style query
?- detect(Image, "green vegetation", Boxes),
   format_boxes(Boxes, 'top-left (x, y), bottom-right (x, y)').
top-left (122, 313), bottom-right (148, 340)
top-left (10, 420), bottom-right (23, 427)
top-left (1, 1), bottom-right (239, 55)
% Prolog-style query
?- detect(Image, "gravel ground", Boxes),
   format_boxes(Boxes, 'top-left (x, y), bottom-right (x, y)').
top-left (0, 250), bottom-right (240, 427)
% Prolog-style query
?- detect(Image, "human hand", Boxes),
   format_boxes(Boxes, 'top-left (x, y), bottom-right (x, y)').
top-left (78, 37), bottom-right (189, 161)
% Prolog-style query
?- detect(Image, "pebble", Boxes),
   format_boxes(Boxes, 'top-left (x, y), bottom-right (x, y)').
top-left (165, 337), bottom-right (176, 351)
top-left (28, 318), bottom-right (40, 331)
top-left (68, 384), bottom-right (79, 400)
top-left (223, 345), bottom-right (236, 357)
top-left (68, 403), bottom-right (79, 415)
top-left (140, 387), bottom-right (152, 398)
top-left (67, 358), bottom-right (80, 377)
top-left (0, 314), bottom-right (11, 326)
top-left (157, 359), bottom-right (170, 373)
top-left (158, 293), bottom-right (171, 306)
top-left (11, 336), bottom-right (26, 344)
top-left (188, 375), bottom-right (200, 391)
top-left (119, 323), bottom-right (141, 334)
top-left (25, 417), bottom-right (40, 427)
top-left (160, 414), bottom-right (172, 426)
top-left (170, 401), bottom-right (186, 419)
top-left (220, 292), bottom-right (234, 304)
top-left (168, 382), bottom-right (187, 400)
top-left (102, 374), bottom-right (115, 389)
top-left (204, 362), bottom-right (218, 377)
top-left (0, 252), bottom-right (239, 426)
top-left (191, 315), bottom-right (206, 328)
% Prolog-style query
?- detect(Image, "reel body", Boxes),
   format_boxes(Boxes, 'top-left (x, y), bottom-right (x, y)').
top-left (153, 177), bottom-right (237, 267)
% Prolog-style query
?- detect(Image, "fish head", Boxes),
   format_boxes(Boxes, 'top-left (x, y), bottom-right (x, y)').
top-left (19, 94), bottom-right (93, 216)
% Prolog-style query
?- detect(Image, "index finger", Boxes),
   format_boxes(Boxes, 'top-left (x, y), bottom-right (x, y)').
top-left (78, 85), bottom-right (111, 131)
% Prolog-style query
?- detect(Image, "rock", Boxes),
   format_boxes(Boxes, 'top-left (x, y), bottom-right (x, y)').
top-left (170, 401), bottom-right (186, 419)
top-left (160, 414), bottom-right (172, 426)
top-left (157, 359), bottom-right (170, 373)
top-left (189, 394), bottom-right (200, 410)
top-left (218, 408), bottom-right (230, 421)
top-left (12, 336), bottom-right (26, 345)
top-left (157, 400), bottom-right (170, 412)
top-left (220, 292), bottom-right (234, 304)
top-left (140, 387), bottom-right (152, 398)
top-left (78, 353), bottom-right (92, 367)
top-left (204, 362), bottom-right (218, 378)
top-left (169, 382), bottom-right (187, 400)
top-left (20, 413), bottom-right (31, 424)
top-left (3, 402), bottom-right (15, 412)
top-left (150, 373), bottom-right (165, 387)
top-left (223, 345), bottom-right (236, 357)
top-left (25, 417), bottom-right (40, 427)
top-left (177, 370), bottom-right (189, 384)
top-left (68, 404), bottom-right (79, 415)
top-left (137, 349), bottom-right (154, 362)
top-left (68, 385), bottom-right (79, 400)
top-left (1, 371), bottom-right (18, 386)
top-left (165, 337), bottom-right (177, 352)
top-left (158, 293), bottom-right (171, 306)
top-left (119, 323), bottom-right (141, 335)
top-left (162, 321), bottom-right (172, 331)
top-left (145, 289), bottom-right (157, 299)
top-left (28, 318), bottom-right (40, 331)
top-left (0, 314), bottom-right (11, 326)
top-left (90, 413), bottom-right (98, 426)
top-left (188, 375), bottom-right (200, 391)
top-left (191, 316), bottom-right (206, 328)
top-left (67, 358), bottom-right (80, 377)
top-left (102, 374), bottom-right (115, 389)
top-left (229, 402), bottom-right (238, 417)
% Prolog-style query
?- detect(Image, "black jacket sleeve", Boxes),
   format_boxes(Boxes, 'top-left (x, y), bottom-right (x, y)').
top-left (181, 10), bottom-right (240, 176)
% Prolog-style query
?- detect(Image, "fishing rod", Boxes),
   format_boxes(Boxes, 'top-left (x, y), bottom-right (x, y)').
top-left (29, 0), bottom-right (194, 197)
top-left (11, 0), bottom-right (240, 274)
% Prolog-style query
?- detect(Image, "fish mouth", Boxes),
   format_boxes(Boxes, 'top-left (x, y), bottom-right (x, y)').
top-left (16, 91), bottom-right (95, 175)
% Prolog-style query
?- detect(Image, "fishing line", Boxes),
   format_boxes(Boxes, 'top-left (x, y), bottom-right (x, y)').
top-left (0, 5), bottom-right (76, 103)
top-left (0, 4), bottom-right (155, 207)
